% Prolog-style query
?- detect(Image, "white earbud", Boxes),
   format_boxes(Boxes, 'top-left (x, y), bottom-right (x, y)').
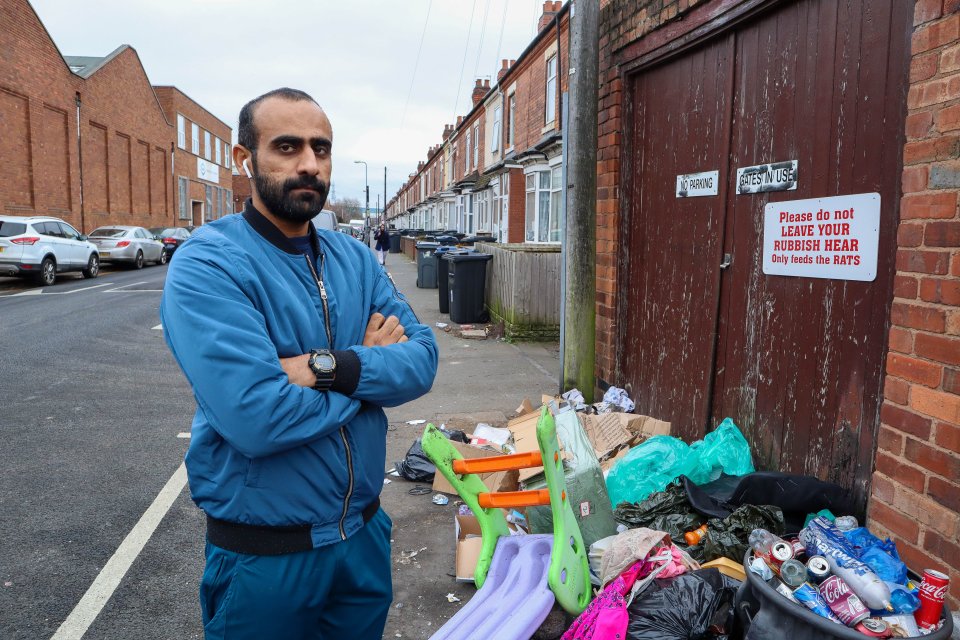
top-left (242, 159), bottom-right (253, 178)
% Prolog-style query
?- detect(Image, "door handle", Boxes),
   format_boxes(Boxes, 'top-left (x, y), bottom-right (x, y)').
top-left (720, 253), bottom-right (732, 270)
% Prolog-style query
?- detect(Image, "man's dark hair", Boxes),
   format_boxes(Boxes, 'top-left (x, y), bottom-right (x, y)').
top-left (237, 88), bottom-right (319, 152)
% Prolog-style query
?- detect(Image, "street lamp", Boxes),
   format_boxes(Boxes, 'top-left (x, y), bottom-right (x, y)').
top-left (354, 160), bottom-right (369, 230)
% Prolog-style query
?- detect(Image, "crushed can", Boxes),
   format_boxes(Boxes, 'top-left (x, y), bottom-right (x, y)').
top-left (854, 618), bottom-right (892, 637)
top-left (819, 575), bottom-right (869, 626)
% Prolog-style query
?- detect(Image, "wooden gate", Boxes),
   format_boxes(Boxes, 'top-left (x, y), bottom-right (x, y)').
top-left (617, 0), bottom-right (912, 511)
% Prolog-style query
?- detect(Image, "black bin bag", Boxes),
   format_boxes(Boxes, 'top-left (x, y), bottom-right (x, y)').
top-left (626, 568), bottom-right (741, 640)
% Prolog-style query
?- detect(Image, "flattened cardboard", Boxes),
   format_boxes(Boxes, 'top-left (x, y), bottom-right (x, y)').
top-left (507, 410), bottom-right (545, 481)
top-left (580, 413), bottom-right (632, 459)
top-left (455, 514), bottom-right (484, 582)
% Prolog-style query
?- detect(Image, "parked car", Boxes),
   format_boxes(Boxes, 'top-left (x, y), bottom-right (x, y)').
top-left (0, 215), bottom-right (99, 285)
top-left (148, 227), bottom-right (192, 258)
top-left (311, 209), bottom-right (337, 232)
top-left (89, 226), bottom-right (166, 268)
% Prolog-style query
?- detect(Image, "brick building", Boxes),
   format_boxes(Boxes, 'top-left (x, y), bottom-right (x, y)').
top-left (385, 1), bottom-right (570, 245)
top-left (596, 0), bottom-right (960, 609)
top-left (154, 87), bottom-right (233, 226)
top-left (0, 0), bottom-right (229, 232)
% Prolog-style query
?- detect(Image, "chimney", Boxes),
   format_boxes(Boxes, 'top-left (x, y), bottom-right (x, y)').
top-left (457, 115), bottom-right (464, 127)
top-left (497, 59), bottom-right (510, 82)
top-left (442, 124), bottom-right (453, 141)
top-left (483, 78), bottom-right (490, 90)
top-left (471, 78), bottom-right (486, 107)
top-left (538, 0), bottom-right (560, 32)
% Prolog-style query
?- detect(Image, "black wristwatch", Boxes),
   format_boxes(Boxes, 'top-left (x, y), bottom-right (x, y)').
top-left (308, 349), bottom-right (337, 391)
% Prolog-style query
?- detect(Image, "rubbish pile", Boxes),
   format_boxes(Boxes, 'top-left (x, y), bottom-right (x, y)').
top-left (392, 389), bottom-right (954, 640)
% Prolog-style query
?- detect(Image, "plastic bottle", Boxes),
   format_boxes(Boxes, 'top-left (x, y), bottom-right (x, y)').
top-left (684, 523), bottom-right (708, 545)
top-left (800, 518), bottom-right (894, 612)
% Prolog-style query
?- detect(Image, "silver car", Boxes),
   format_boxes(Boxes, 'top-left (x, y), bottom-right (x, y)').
top-left (89, 226), bottom-right (166, 269)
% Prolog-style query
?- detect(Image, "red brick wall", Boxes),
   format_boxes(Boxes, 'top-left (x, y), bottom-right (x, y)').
top-left (78, 47), bottom-right (173, 230)
top-left (232, 173), bottom-right (251, 212)
top-left (866, 2), bottom-right (960, 610)
top-left (154, 86), bottom-right (233, 226)
top-left (0, 0), bottom-right (82, 226)
top-left (506, 168), bottom-right (525, 243)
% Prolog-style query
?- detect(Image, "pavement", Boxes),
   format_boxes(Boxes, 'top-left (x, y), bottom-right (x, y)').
top-left (376, 248), bottom-right (569, 640)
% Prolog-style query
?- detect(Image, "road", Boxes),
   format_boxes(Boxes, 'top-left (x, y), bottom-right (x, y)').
top-left (0, 265), bottom-right (203, 639)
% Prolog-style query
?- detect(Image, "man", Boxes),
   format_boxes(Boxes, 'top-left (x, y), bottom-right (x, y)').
top-left (374, 222), bottom-right (390, 266)
top-left (161, 88), bottom-right (438, 639)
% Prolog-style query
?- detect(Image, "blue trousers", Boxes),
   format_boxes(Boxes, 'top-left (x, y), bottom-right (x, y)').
top-left (201, 509), bottom-right (393, 639)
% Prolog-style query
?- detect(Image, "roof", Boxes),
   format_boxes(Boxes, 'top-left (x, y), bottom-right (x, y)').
top-left (64, 46), bottom-right (127, 78)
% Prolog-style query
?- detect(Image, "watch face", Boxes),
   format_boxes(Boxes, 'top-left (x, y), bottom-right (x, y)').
top-left (315, 354), bottom-right (335, 372)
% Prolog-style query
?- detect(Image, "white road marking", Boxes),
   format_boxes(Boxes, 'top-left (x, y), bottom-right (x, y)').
top-left (152, 324), bottom-right (163, 331)
top-left (104, 282), bottom-right (155, 293)
top-left (176, 432), bottom-right (190, 439)
top-left (2, 282), bottom-right (114, 297)
top-left (50, 463), bottom-right (188, 640)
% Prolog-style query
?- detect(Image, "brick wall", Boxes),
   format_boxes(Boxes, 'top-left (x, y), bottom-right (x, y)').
top-left (867, 1), bottom-right (960, 610)
top-left (506, 168), bottom-right (525, 243)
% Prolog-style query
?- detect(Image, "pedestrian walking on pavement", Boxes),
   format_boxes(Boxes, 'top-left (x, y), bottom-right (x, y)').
top-left (160, 87), bottom-right (439, 640)
top-left (374, 222), bottom-right (390, 266)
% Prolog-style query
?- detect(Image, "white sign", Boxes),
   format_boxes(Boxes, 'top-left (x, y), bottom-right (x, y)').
top-left (737, 160), bottom-right (798, 194)
top-left (197, 157), bottom-right (220, 184)
top-left (762, 193), bottom-right (880, 281)
top-left (676, 170), bottom-right (719, 197)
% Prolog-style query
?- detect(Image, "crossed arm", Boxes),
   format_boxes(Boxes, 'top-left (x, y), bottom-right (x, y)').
top-left (279, 313), bottom-right (408, 388)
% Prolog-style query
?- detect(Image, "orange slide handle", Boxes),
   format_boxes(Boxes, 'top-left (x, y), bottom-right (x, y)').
top-left (452, 451), bottom-right (543, 475)
top-left (477, 489), bottom-right (552, 509)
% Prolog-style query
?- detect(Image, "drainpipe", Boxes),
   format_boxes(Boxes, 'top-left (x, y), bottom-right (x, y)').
top-left (561, 0), bottom-right (598, 401)
top-left (75, 92), bottom-right (85, 232)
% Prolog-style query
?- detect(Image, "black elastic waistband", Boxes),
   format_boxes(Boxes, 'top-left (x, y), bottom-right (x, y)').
top-left (206, 497), bottom-right (380, 556)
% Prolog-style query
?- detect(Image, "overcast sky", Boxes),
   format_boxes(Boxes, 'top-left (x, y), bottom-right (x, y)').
top-left (30, 0), bottom-right (551, 210)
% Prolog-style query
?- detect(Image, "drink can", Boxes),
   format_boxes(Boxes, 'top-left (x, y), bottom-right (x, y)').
top-left (793, 582), bottom-right (843, 624)
top-left (768, 540), bottom-right (794, 572)
top-left (853, 618), bottom-right (892, 637)
top-left (787, 536), bottom-right (806, 559)
top-left (819, 575), bottom-right (869, 626)
top-left (834, 515), bottom-right (858, 532)
top-left (780, 559), bottom-right (807, 588)
top-left (775, 580), bottom-right (799, 603)
top-left (806, 556), bottom-right (831, 585)
top-left (914, 569), bottom-right (949, 632)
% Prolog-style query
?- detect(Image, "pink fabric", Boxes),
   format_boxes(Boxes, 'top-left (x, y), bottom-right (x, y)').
top-left (561, 545), bottom-right (689, 640)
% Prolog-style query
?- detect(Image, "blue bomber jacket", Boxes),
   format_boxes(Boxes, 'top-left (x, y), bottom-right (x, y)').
top-left (161, 202), bottom-right (438, 548)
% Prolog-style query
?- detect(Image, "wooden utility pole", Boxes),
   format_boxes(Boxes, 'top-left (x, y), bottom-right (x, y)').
top-left (562, 0), bottom-right (599, 401)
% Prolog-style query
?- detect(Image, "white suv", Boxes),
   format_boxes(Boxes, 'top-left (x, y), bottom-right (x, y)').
top-left (0, 215), bottom-right (100, 286)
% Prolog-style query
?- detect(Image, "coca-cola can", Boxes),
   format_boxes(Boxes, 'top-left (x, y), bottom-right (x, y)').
top-left (819, 575), bottom-right (869, 626)
top-left (853, 618), bottom-right (892, 637)
top-left (914, 569), bottom-right (949, 632)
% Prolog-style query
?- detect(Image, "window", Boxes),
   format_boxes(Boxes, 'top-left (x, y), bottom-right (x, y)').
top-left (464, 193), bottom-right (475, 234)
top-left (224, 141), bottom-right (230, 167)
top-left (524, 166), bottom-right (562, 242)
top-left (224, 189), bottom-right (232, 214)
top-left (215, 137), bottom-right (222, 165)
top-left (465, 129), bottom-right (472, 172)
top-left (191, 123), bottom-right (199, 155)
top-left (545, 54), bottom-right (558, 124)
top-left (492, 106), bottom-right (502, 153)
top-left (177, 114), bottom-right (186, 149)
top-left (205, 185), bottom-right (214, 221)
top-left (178, 176), bottom-right (190, 220)
top-left (473, 123), bottom-right (480, 168)
top-left (507, 94), bottom-right (516, 148)
top-left (204, 131), bottom-right (212, 160)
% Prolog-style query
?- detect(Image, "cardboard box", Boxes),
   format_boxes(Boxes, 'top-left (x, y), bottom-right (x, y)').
top-left (580, 413), bottom-right (632, 459)
top-left (432, 440), bottom-right (517, 495)
top-left (507, 409), bottom-right (545, 481)
top-left (455, 514), bottom-right (484, 582)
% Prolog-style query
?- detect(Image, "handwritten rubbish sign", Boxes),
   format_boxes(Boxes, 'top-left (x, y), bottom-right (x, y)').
top-left (762, 193), bottom-right (880, 281)
top-left (737, 160), bottom-right (798, 194)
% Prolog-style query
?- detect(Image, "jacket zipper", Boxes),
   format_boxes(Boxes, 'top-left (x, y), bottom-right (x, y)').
top-left (304, 251), bottom-right (354, 541)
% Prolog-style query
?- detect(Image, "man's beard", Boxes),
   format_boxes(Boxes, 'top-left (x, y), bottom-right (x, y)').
top-left (254, 169), bottom-right (329, 223)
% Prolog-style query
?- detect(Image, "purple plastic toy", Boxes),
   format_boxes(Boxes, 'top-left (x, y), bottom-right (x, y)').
top-left (430, 535), bottom-right (556, 640)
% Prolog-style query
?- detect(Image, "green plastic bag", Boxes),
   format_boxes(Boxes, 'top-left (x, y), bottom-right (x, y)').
top-left (606, 418), bottom-right (754, 506)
